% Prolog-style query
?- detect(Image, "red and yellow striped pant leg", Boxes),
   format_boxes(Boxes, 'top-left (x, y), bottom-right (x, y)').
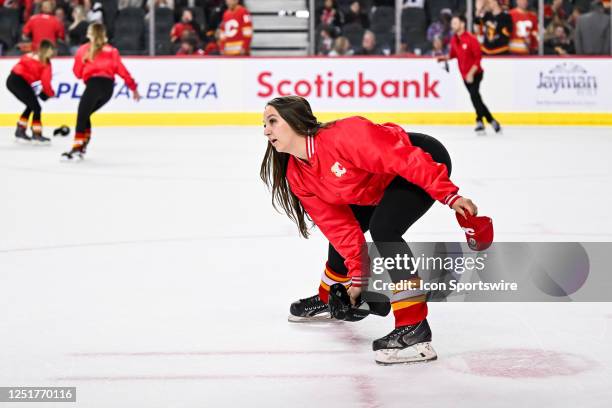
top-left (391, 277), bottom-right (428, 327)
top-left (18, 116), bottom-right (29, 129)
top-left (318, 264), bottom-right (351, 304)
top-left (31, 120), bottom-right (42, 136)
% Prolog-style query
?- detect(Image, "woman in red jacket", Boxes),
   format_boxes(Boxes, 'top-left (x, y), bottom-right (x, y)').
top-left (6, 39), bottom-right (56, 143)
top-left (261, 96), bottom-right (478, 365)
top-left (62, 22), bottom-right (141, 160)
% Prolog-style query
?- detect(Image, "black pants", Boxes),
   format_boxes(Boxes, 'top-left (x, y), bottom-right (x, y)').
top-left (464, 72), bottom-right (494, 123)
top-left (76, 77), bottom-right (114, 133)
top-left (327, 132), bottom-right (452, 281)
top-left (6, 72), bottom-right (41, 123)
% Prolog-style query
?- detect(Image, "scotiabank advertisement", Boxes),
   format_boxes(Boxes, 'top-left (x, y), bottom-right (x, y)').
top-left (0, 57), bottom-right (610, 115)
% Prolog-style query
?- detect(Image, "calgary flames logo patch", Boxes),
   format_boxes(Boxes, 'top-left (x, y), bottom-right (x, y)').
top-left (331, 162), bottom-right (347, 177)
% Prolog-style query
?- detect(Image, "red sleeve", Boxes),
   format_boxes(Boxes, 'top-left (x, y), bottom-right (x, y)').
top-left (22, 18), bottom-right (32, 36)
top-left (469, 34), bottom-right (482, 65)
top-left (73, 46), bottom-right (85, 79)
top-left (113, 49), bottom-right (137, 91)
top-left (241, 9), bottom-right (253, 51)
top-left (41, 63), bottom-right (55, 97)
top-left (170, 24), bottom-right (179, 41)
top-left (337, 117), bottom-right (460, 205)
top-left (288, 168), bottom-right (368, 283)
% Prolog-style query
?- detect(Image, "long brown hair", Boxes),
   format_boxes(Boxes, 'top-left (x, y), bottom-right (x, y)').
top-left (84, 22), bottom-right (107, 63)
top-left (37, 40), bottom-right (55, 65)
top-left (260, 96), bottom-right (325, 238)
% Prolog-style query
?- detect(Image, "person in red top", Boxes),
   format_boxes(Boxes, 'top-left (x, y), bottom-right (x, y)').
top-left (170, 9), bottom-right (198, 43)
top-left (22, 1), bottom-right (65, 51)
top-left (6, 39), bottom-right (56, 143)
top-left (219, 0), bottom-right (253, 56)
top-left (62, 22), bottom-right (141, 160)
top-left (261, 96), bottom-right (481, 365)
top-left (509, 0), bottom-right (539, 55)
top-left (438, 14), bottom-right (501, 135)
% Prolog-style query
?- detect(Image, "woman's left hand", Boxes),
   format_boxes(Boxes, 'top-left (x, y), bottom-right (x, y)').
top-left (347, 286), bottom-right (362, 306)
top-left (452, 197), bottom-right (478, 218)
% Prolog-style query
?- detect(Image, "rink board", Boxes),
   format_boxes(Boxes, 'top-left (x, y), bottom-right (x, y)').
top-left (0, 56), bottom-right (610, 126)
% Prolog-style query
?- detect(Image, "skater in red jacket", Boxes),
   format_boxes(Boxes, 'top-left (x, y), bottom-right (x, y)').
top-left (62, 22), bottom-right (140, 160)
top-left (6, 39), bottom-right (56, 143)
top-left (261, 96), bottom-right (479, 365)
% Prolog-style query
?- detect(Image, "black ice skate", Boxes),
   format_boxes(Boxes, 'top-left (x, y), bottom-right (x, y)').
top-left (14, 126), bottom-right (31, 142)
top-left (372, 319), bottom-right (437, 365)
top-left (31, 133), bottom-right (51, 144)
top-left (474, 120), bottom-right (486, 135)
top-left (288, 294), bottom-right (331, 323)
top-left (61, 147), bottom-right (85, 160)
top-left (490, 119), bottom-right (502, 134)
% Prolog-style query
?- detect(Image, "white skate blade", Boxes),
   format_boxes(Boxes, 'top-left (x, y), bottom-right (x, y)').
top-left (287, 312), bottom-right (333, 323)
top-left (375, 342), bottom-right (437, 365)
top-left (475, 130), bottom-right (486, 136)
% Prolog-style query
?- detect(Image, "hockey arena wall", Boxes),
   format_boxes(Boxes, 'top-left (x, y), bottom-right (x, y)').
top-left (1, 56), bottom-right (610, 126)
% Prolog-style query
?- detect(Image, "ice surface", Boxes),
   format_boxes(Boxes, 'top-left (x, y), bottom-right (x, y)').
top-left (1, 125), bottom-right (611, 407)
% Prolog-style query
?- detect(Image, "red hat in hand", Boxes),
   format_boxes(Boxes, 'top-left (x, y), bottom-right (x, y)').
top-left (455, 212), bottom-right (494, 251)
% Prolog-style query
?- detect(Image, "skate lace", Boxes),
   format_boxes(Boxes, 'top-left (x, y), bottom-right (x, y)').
top-left (300, 295), bottom-right (325, 312)
top-left (380, 325), bottom-right (413, 341)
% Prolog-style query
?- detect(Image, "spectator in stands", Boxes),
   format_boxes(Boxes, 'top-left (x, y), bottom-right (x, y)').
top-left (475, 0), bottom-right (513, 55)
top-left (544, 0), bottom-right (567, 25)
top-left (544, 11), bottom-right (573, 42)
top-left (176, 33), bottom-right (204, 56)
top-left (429, 34), bottom-right (446, 56)
top-left (171, 9), bottom-right (198, 43)
top-left (545, 24), bottom-right (575, 54)
top-left (509, 0), bottom-right (538, 54)
top-left (427, 8), bottom-right (452, 52)
top-left (22, 0), bottom-right (65, 50)
top-left (344, 1), bottom-right (369, 29)
top-left (68, 5), bottom-right (88, 54)
top-left (328, 36), bottom-right (353, 56)
top-left (317, 26), bottom-right (335, 55)
top-left (354, 30), bottom-right (384, 55)
top-left (219, 0), bottom-right (252, 56)
top-left (574, 0), bottom-right (610, 54)
top-left (55, 6), bottom-right (69, 33)
top-left (202, 30), bottom-right (221, 55)
top-left (86, 1), bottom-right (103, 23)
top-left (317, 0), bottom-right (344, 31)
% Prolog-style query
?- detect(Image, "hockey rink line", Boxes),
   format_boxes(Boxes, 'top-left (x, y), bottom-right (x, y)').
top-left (51, 373), bottom-right (381, 408)
top-left (66, 350), bottom-right (358, 357)
top-left (0, 233), bottom-right (295, 254)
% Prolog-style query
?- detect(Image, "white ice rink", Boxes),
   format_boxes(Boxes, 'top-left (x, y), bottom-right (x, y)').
top-left (1, 125), bottom-right (612, 407)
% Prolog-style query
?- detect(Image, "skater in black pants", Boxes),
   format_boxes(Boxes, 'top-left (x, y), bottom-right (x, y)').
top-left (6, 40), bottom-right (56, 143)
top-left (438, 14), bottom-right (502, 134)
top-left (63, 23), bottom-right (140, 159)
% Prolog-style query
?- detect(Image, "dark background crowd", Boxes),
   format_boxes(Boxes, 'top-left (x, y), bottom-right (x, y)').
top-left (0, 0), bottom-right (610, 56)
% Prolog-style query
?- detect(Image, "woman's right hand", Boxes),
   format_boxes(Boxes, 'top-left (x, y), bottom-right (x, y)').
top-left (452, 197), bottom-right (478, 218)
top-left (132, 89), bottom-right (141, 102)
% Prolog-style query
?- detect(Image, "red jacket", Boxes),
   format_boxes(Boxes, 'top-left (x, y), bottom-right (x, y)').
top-left (11, 53), bottom-right (55, 97)
top-left (73, 43), bottom-right (137, 90)
top-left (286, 117), bottom-right (460, 281)
top-left (22, 13), bottom-right (65, 50)
top-left (449, 31), bottom-right (483, 80)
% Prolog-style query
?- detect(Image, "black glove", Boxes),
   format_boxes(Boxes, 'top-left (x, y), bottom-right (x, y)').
top-left (39, 92), bottom-right (50, 101)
